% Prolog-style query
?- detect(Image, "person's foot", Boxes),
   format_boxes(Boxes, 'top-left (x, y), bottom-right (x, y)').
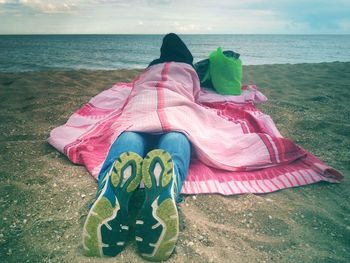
top-left (135, 149), bottom-right (179, 261)
top-left (82, 151), bottom-right (142, 257)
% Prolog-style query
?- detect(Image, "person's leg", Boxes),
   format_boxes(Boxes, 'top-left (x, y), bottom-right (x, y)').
top-left (98, 131), bottom-right (148, 184)
top-left (135, 132), bottom-right (191, 261)
top-left (158, 132), bottom-right (191, 201)
top-left (83, 131), bottom-right (146, 257)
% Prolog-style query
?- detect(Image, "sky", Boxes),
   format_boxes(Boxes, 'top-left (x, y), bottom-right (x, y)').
top-left (0, 0), bottom-right (350, 34)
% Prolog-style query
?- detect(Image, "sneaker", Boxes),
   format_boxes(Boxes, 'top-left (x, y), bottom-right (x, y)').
top-left (82, 151), bottom-right (143, 257)
top-left (135, 149), bottom-right (179, 261)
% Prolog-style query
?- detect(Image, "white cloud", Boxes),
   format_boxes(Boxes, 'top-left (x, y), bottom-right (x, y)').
top-left (0, 0), bottom-right (78, 13)
top-left (172, 22), bottom-right (213, 33)
top-left (19, 0), bottom-right (77, 13)
top-left (0, 0), bottom-right (172, 13)
top-left (87, 0), bottom-right (171, 5)
top-left (0, 0), bottom-right (17, 3)
top-left (1, 0), bottom-right (349, 33)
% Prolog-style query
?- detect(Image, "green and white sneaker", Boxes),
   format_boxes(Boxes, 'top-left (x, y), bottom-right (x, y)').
top-left (135, 149), bottom-right (179, 262)
top-left (82, 152), bottom-right (143, 257)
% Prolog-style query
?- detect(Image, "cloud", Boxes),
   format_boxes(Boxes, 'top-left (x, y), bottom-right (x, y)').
top-left (21, 0), bottom-right (77, 13)
top-left (87, 0), bottom-right (171, 6)
top-left (1, 0), bottom-right (349, 33)
top-left (0, 0), bottom-right (78, 13)
top-left (0, 0), bottom-right (173, 13)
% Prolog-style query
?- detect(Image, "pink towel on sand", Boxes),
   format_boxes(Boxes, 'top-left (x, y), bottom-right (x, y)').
top-left (48, 62), bottom-right (343, 195)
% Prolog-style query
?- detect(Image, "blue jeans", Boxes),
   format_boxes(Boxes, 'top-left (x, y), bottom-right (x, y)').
top-left (98, 131), bottom-right (191, 202)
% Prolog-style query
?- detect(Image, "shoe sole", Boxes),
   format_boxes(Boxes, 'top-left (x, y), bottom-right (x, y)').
top-left (82, 151), bottom-right (142, 257)
top-left (135, 149), bottom-right (179, 262)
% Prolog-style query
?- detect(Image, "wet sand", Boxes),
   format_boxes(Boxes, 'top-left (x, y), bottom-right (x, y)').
top-left (0, 62), bottom-right (349, 262)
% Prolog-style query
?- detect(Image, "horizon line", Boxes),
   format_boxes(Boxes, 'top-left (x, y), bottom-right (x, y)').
top-left (1, 33), bottom-right (350, 36)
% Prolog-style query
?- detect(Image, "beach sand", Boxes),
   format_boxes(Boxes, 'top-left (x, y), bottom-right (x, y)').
top-left (0, 62), bottom-right (349, 263)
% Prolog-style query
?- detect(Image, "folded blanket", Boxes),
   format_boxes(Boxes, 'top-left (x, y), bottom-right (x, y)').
top-left (48, 62), bottom-right (343, 195)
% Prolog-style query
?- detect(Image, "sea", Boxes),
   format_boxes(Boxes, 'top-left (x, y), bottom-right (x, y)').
top-left (0, 34), bottom-right (350, 72)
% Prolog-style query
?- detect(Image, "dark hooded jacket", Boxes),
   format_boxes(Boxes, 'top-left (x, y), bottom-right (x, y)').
top-left (148, 33), bottom-right (194, 68)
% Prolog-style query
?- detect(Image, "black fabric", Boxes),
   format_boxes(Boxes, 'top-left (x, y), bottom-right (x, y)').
top-left (148, 33), bottom-right (194, 68)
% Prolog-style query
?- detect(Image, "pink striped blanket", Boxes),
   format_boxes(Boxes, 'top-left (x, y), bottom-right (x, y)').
top-left (48, 62), bottom-right (343, 195)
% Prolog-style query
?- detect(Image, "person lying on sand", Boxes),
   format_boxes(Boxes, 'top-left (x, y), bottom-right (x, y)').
top-left (82, 33), bottom-right (194, 261)
top-left (47, 33), bottom-right (342, 262)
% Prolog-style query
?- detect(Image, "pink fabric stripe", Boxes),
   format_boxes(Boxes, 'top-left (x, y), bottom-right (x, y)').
top-left (208, 180), bottom-right (219, 193)
top-left (190, 169), bottom-right (203, 193)
top-left (234, 180), bottom-right (246, 193)
top-left (216, 180), bottom-right (226, 194)
top-left (180, 161), bottom-right (340, 195)
top-left (304, 169), bottom-right (319, 183)
top-left (250, 180), bottom-right (264, 193)
top-left (296, 170), bottom-right (308, 185)
top-left (278, 173), bottom-right (293, 188)
top-left (223, 176), bottom-right (238, 194)
top-left (207, 180), bottom-right (217, 193)
top-left (242, 181), bottom-right (254, 193)
top-left (256, 179), bottom-right (270, 192)
top-left (263, 169), bottom-right (280, 189)
top-left (286, 172), bottom-right (300, 187)
top-left (194, 175), bottom-right (203, 193)
top-left (190, 181), bottom-right (199, 194)
top-left (188, 179), bottom-right (197, 194)
top-left (242, 120), bottom-right (251, 133)
top-left (256, 170), bottom-right (274, 192)
top-left (187, 181), bottom-right (199, 194)
top-left (280, 167), bottom-right (295, 186)
top-left (271, 178), bottom-right (283, 190)
top-left (236, 120), bottom-right (249, 134)
top-left (299, 170), bottom-right (314, 184)
top-left (244, 172), bottom-right (264, 192)
top-left (220, 181), bottom-right (230, 195)
top-left (202, 175), bottom-right (212, 192)
top-left (230, 181), bottom-right (243, 194)
top-left (76, 103), bottom-right (114, 115)
top-left (272, 169), bottom-right (288, 188)
top-left (266, 136), bottom-right (280, 163)
top-left (276, 138), bottom-right (286, 163)
top-left (157, 62), bottom-right (172, 131)
top-left (291, 171), bottom-right (303, 186)
top-left (258, 133), bottom-right (276, 163)
top-left (180, 165), bottom-right (339, 195)
top-left (263, 179), bottom-right (279, 192)
top-left (199, 181), bottom-right (209, 193)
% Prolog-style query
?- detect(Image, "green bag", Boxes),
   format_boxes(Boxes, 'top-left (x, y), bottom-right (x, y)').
top-left (202, 47), bottom-right (242, 95)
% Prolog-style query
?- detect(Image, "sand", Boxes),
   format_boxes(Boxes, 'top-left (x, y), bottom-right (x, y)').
top-left (0, 62), bottom-right (349, 263)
